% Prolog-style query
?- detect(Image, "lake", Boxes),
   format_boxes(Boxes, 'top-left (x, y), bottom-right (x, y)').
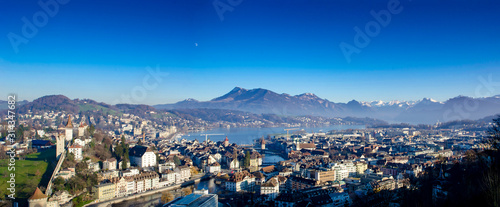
top-left (112, 125), bottom-right (364, 206)
top-left (180, 125), bottom-right (366, 145)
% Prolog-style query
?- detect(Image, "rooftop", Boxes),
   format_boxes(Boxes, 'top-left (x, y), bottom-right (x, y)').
top-left (166, 192), bottom-right (217, 207)
top-left (29, 187), bottom-right (47, 200)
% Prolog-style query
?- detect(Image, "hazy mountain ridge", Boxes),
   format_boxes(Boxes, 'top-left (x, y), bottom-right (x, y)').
top-left (155, 87), bottom-right (500, 124)
top-left (0, 100), bottom-right (29, 110)
top-left (3, 89), bottom-right (500, 124)
top-left (0, 94), bottom-right (388, 127)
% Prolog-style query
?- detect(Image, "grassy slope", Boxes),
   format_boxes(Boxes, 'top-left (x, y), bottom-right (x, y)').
top-left (77, 103), bottom-right (122, 116)
top-left (0, 148), bottom-right (56, 201)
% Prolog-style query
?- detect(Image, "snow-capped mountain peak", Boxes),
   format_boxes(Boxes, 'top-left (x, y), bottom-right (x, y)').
top-left (361, 100), bottom-right (418, 108)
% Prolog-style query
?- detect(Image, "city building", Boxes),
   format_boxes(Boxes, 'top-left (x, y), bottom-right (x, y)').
top-left (287, 175), bottom-right (320, 190)
top-left (165, 190), bottom-right (218, 207)
top-left (87, 160), bottom-right (101, 172)
top-left (261, 178), bottom-right (279, 201)
top-left (226, 171), bottom-right (256, 192)
top-left (129, 145), bottom-right (157, 168)
top-left (333, 164), bottom-right (349, 181)
top-left (313, 169), bottom-right (336, 182)
top-left (111, 177), bottom-right (127, 198)
top-left (205, 162), bottom-right (221, 174)
top-left (103, 158), bottom-right (117, 171)
top-left (93, 183), bottom-right (116, 201)
top-left (58, 168), bottom-right (75, 180)
top-left (68, 145), bottom-right (82, 161)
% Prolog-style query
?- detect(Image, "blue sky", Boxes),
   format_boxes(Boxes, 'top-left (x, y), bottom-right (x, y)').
top-left (0, 0), bottom-right (499, 104)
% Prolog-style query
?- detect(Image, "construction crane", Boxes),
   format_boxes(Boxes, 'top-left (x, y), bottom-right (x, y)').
top-left (284, 128), bottom-right (299, 141)
top-left (200, 133), bottom-right (224, 143)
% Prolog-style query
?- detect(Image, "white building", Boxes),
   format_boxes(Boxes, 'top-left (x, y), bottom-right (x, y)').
top-left (205, 162), bottom-right (221, 174)
top-left (333, 163), bottom-right (349, 181)
top-left (68, 145), bottom-right (82, 161)
top-left (125, 176), bottom-right (135, 195)
top-left (132, 171), bottom-right (159, 193)
top-left (87, 160), bottom-right (101, 172)
top-left (121, 168), bottom-right (140, 177)
top-left (260, 178), bottom-right (279, 201)
top-left (129, 145), bottom-right (157, 168)
top-left (225, 171), bottom-right (255, 192)
top-left (103, 158), bottom-right (117, 171)
top-left (111, 177), bottom-right (127, 198)
top-left (175, 165), bottom-right (191, 182)
top-left (73, 139), bottom-right (86, 147)
top-left (228, 159), bottom-right (239, 170)
top-left (344, 162), bottom-right (357, 177)
top-left (159, 162), bottom-right (176, 173)
top-left (162, 169), bottom-right (177, 185)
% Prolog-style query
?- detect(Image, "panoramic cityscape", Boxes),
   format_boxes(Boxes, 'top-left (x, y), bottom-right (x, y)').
top-left (1, 0), bottom-right (500, 207)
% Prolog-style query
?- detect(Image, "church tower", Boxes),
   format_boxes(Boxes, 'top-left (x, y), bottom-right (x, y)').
top-left (65, 115), bottom-right (73, 142)
top-left (223, 136), bottom-right (229, 147)
top-left (56, 133), bottom-right (65, 160)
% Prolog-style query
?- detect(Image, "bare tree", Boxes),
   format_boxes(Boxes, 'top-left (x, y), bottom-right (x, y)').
top-left (161, 191), bottom-right (175, 203)
top-left (487, 116), bottom-right (500, 150)
top-left (480, 166), bottom-right (500, 207)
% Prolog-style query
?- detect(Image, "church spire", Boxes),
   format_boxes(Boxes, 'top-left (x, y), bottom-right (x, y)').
top-left (29, 187), bottom-right (47, 200)
top-left (65, 115), bottom-right (73, 128)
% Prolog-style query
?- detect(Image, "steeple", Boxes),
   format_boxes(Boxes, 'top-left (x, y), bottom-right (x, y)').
top-left (29, 187), bottom-right (47, 200)
top-left (65, 115), bottom-right (73, 128)
top-left (223, 136), bottom-right (229, 147)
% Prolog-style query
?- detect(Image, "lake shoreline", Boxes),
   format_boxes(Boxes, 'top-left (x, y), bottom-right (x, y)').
top-left (180, 125), bottom-right (366, 145)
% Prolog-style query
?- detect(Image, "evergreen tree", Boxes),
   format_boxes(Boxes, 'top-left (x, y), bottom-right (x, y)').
top-left (174, 155), bottom-right (181, 166)
top-left (88, 124), bottom-right (96, 137)
top-left (122, 158), bottom-right (128, 170)
top-left (488, 115), bottom-right (500, 149)
top-left (244, 151), bottom-right (251, 168)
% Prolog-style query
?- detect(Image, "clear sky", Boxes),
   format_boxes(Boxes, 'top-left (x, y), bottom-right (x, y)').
top-left (1, 0), bottom-right (499, 105)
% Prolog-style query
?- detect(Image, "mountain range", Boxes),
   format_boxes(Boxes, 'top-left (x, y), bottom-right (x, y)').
top-left (1, 94), bottom-right (387, 128)
top-left (155, 87), bottom-right (500, 124)
top-left (2, 87), bottom-right (499, 125)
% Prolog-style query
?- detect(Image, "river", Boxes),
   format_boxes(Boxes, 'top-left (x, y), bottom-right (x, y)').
top-left (179, 125), bottom-right (365, 145)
